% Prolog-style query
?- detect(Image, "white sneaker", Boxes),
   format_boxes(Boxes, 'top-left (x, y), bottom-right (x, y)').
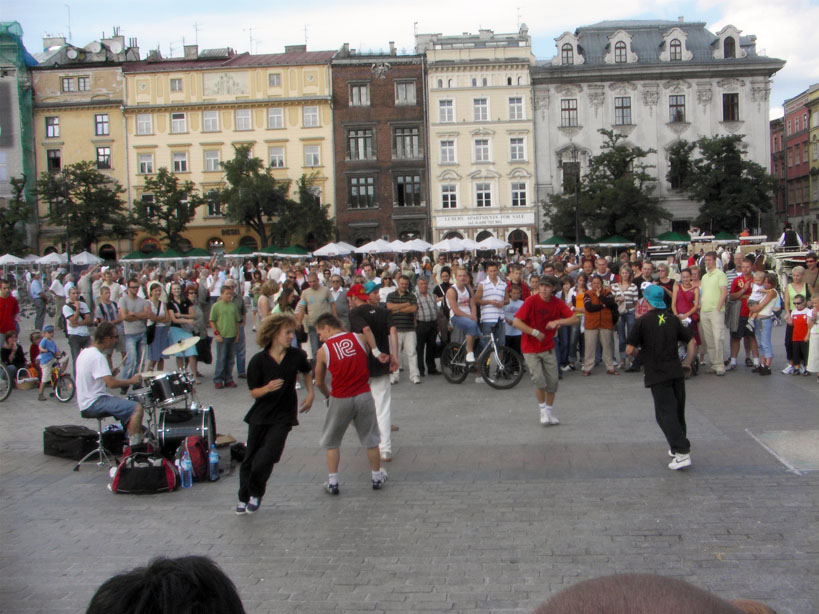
top-left (668, 453), bottom-right (691, 470)
top-left (782, 365), bottom-right (795, 375)
top-left (540, 407), bottom-right (560, 426)
top-left (475, 376), bottom-right (485, 384)
top-left (465, 352), bottom-right (475, 363)
top-left (295, 382), bottom-right (302, 390)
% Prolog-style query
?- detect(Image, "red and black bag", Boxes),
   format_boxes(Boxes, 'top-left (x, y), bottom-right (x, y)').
top-left (173, 436), bottom-right (209, 482)
top-left (110, 452), bottom-right (177, 494)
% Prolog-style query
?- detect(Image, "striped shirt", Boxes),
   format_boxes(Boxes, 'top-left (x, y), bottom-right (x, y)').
top-left (385, 290), bottom-right (417, 331)
top-left (415, 289), bottom-right (438, 323)
top-left (611, 282), bottom-right (639, 312)
top-left (478, 277), bottom-right (507, 324)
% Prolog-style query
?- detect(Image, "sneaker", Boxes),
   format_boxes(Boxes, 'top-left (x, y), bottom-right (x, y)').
top-left (752, 366), bottom-right (761, 373)
top-left (561, 364), bottom-right (572, 372)
top-left (372, 469), bottom-right (388, 490)
top-left (465, 352), bottom-right (475, 363)
top-left (668, 449), bottom-right (675, 458)
top-left (214, 382), bottom-right (224, 389)
top-left (324, 482), bottom-right (339, 495)
top-left (540, 407), bottom-right (560, 426)
top-left (295, 382), bottom-right (302, 390)
top-left (759, 366), bottom-right (771, 376)
top-left (725, 362), bottom-right (736, 371)
top-left (411, 378), bottom-right (421, 384)
top-left (668, 453), bottom-right (691, 470)
top-left (246, 496), bottom-right (260, 513)
top-left (235, 500), bottom-right (247, 515)
top-left (745, 358), bottom-right (754, 367)
top-left (782, 365), bottom-right (795, 374)
top-left (38, 393), bottom-right (47, 401)
top-left (224, 381), bottom-right (237, 389)
top-left (803, 368), bottom-right (810, 376)
top-left (474, 376), bottom-right (485, 384)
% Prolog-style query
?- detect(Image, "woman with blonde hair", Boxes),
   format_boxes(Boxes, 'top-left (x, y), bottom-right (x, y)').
top-left (235, 313), bottom-right (314, 515)
top-left (257, 281), bottom-right (278, 322)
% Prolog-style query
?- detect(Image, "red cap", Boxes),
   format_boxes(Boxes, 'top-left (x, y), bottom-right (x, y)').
top-left (347, 283), bottom-right (368, 300)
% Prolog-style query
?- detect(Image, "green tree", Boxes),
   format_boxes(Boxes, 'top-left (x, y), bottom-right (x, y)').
top-left (36, 161), bottom-right (132, 252)
top-left (131, 167), bottom-right (204, 250)
top-left (0, 176), bottom-right (32, 255)
top-left (675, 134), bottom-right (775, 234)
top-left (666, 140), bottom-right (696, 190)
top-left (218, 145), bottom-right (290, 248)
top-left (271, 174), bottom-right (335, 247)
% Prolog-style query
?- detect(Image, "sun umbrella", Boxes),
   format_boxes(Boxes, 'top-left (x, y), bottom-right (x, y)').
top-left (71, 251), bottom-right (104, 265)
top-left (355, 239), bottom-right (392, 254)
top-left (476, 237), bottom-right (510, 250)
top-left (655, 231), bottom-right (691, 244)
top-left (713, 231), bottom-right (738, 243)
top-left (336, 241), bottom-right (356, 252)
top-left (431, 238), bottom-right (465, 252)
top-left (404, 238), bottom-right (433, 252)
top-left (227, 245), bottom-right (255, 256)
top-left (537, 236), bottom-right (572, 247)
top-left (388, 239), bottom-right (409, 253)
top-left (254, 245), bottom-right (280, 257)
top-left (274, 245), bottom-right (312, 258)
top-left (0, 254), bottom-right (26, 265)
top-left (313, 242), bottom-right (352, 257)
top-left (460, 238), bottom-right (480, 250)
top-left (37, 252), bottom-right (67, 265)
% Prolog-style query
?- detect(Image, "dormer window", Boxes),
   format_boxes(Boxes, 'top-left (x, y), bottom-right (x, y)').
top-left (670, 39), bottom-right (682, 61)
top-left (614, 42), bottom-right (627, 63)
top-left (561, 43), bottom-right (573, 65)
top-left (553, 32), bottom-right (584, 66)
top-left (724, 37), bottom-right (736, 58)
top-left (713, 25), bottom-right (746, 59)
top-left (604, 31), bottom-right (637, 64)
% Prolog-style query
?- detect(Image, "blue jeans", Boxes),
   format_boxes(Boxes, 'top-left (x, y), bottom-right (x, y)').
top-left (451, 316), bottom-right (480, 338)
top-left (616, 310), bottom-right (636, 359)
top-left (568, 323), bottom-right (583, 364)
top-left (307, 326), bottom-right (320, 363)
top-left (755, 317), bottom-right (773, 359)
top-left (480, 319), bottom-right (505, 348)
top-left (123, 332), bottom-right (147, 380)
top-left (557, 325), bottom-right (570, 366)
top-left (214, 336), bottom-right (236, 384)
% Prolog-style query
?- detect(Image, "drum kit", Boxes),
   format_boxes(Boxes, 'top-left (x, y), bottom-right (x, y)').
top-left (127, 336), bottom-right (216, 454)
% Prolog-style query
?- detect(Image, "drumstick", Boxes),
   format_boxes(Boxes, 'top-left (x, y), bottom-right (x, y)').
top-left (136, 346), bottom-right (146, 376)
top-left (113, 353), bottom-right (129, 375)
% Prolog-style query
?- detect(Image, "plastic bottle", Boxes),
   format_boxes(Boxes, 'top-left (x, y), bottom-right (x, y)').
top-left (180, 451), bottom-right (193, 488)
top-left (208, 445), bottom-right (220, 482)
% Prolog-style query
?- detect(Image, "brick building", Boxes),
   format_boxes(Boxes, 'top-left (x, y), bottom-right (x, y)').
top-left (770, 117), bottom-right (785, 221)
top-left (782, 84), bottom-right (815, 240)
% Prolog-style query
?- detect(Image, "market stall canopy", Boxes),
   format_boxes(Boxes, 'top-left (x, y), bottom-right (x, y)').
top-left (355, 239), bottom-right (392, 254)
top-left (404, 238), bottom-right (433, 252)
top-left (536, 236), bottom-right (572, 247)
top-left (37, 252), bottom-right (67, 265)
top-left (460, 238), bottom-right (481, 250)
top-left (121, 250), bottom-right (150, 261)
top-left (596, 235), bottom-right (636, 247)
top-left (71, 251), bottom-right (104, 265)
top-left (431, 237), bottom-right (465, 252)
top-left (184, 248), bottom-right (211, 258)
top-left (655, 231), bottom-right (691, 245)
top-left (0, 254), bottom-right (26, 265)
top-left (335, 241), bottom-right (357, 252)
top-left (388, 239), bottom-right (410, 253)
top-left (713, 232), bottom-right (738, 243)
top-left (313, 242), bottom-right (353, 257)
top-left (24, 254), bottom-right (40, 262)
top-left (476, 237), bottom-right (511, 250)
top-left (274, 245), bottom-right (312, 258)
top-left (227, 245), bottom-right (255, 256)
top-left (254, 245), bottom-right (281, 256)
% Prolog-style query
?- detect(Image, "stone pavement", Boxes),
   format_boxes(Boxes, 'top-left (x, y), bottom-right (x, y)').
top-left (1, 319), bottom-right (817, 614)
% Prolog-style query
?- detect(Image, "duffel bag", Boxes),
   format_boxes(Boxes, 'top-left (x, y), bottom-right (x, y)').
top-left (110, 452), bottom-right (178, 494)
top-left (43, 424), bottom-right (98, 461)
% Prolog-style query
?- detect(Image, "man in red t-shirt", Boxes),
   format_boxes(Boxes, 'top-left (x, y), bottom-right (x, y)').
top-left (727, 256), bottom-right (759, 370)
top-left (513, 276), bottom-right (578, 426)
top-left (0, 279), bottom-right (20, 343)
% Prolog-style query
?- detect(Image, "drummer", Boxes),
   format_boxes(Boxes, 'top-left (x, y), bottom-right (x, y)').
top-left (75, 322), bottom-right (145, 445)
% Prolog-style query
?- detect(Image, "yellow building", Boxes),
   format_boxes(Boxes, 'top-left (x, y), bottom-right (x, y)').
top-left (122, 44), bottom-right (336, 254)
top-left (416, 26), bottom-right (537, 253)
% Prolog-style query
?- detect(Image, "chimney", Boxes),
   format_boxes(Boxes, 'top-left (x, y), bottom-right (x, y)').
top-left (284, 44), bottom-right (307, 53)
top-left (389, 41), bottom-right (396, 56)
top-left (43, 35), bottom-right (66, 51)
top-left (184, 44), bottom-right (198, 59)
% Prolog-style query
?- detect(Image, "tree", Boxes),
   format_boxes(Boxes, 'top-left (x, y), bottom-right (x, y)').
top-left (673, 134), bottom-right (775, 234)
top-left (131, 167), bottom-right (204, 250)
top-left (37, 161), bottom-right (132, 252)
top-left (0, 176), bottom-right (32, 255)
top-left (218, 145), bottom-right (290, 248)
top-left (543, 130), bottom-right (670, 244)
top-left (271, 174), bottom-right (335, 247)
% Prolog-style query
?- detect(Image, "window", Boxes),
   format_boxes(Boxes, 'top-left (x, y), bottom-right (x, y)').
top-left (509, 137), bottom-right (525, 161)
top-left (172, 152), bottom-right (188, 172)
top-left (0, 151), bottom-right (5, 181)
top-left (795, 147), bottom-right (800, 165)
top-left (393, 127), bottom-right (420, 159)
top-left (670, 39), bottom-right (682, 61)
top-left (614, 41), bottom-right (627, 63)
top-left (722, 93), bottom-right (739, 121)
top-left (723, 37), bottom-right (735, 59)
top-left (795, 117), bottom-right (800, 132)
top-left (813, 142), bottom-right (818, 161)
top-left (268, 73), bottom-right (281, 87)
top-left (561, 43), bottom-right (573, 65)
top-left (47, 149), bottom-right (61, 172)
top-left (303, 106), bottom-right (319, 127)
top-left (170, 112), bottom-right (186, 133)
top-left (437, 79), bottom-right (443, 89)
top-left (482, 77), bottom-right (487, 87)
top-left (204, 150), bottom-right (220, 172)
top-left (136, 114), bottom-right (152, 135)
top-left (78, 76), bottom-right (90, 91)
top-left (304, 145), bottom-right (320, 167)
top-left (474, 139), bottom-right (490, 162)
top-left (268, 147), bottom-right (285, 168)
top-left (138, 153), bottom-right (154, 174)
top-left (61, 77), bottom-right (75, 92)
top-left (395, 81), bottom-right (416, 105)
top-left (202, 110), bottom-right (219, 132)
top-left (508, 97), bottom-right (524, 120)
top-left (96, 147), bottom-right (111, 170)
top-left (473, 98), bottom-right (488, 121)
top-left (235, 109), bottom-right (251, 131)
top-left (787, 148), bottom-right (792, 167)
top-left (669, 95), bottom-right (685, 123)
top-left (804, 113), bottom-right (808, 129)
top-left (349, 176), bottom-right (375, 208)
top-left (206, 191), bottom-right (222, 217)
top-left (141, 194), bottom-right (155, 217)
top-left (170, 78), bottom-right (183, 92)
top-left (441, 184), bottom-right (457, 209)
top-left (94, 114), bottom-right (109, 136)
top-left (347, 129), bottom-right (374, 160)
top-left (46, 116), bottom-right (60, 138)
top-left (475, 183), bottom-right (491, 207)
top-left (561, 99), bottom-right (578, 127)
top-left (440, 140), bottom-right (456, 164)
top-left (395, 175), bottom-right (421, 207)
top-left (439, 100), bottom-right (454, 123)
top-left (511, 182), bottom-right (527, 207)
top-left (615, 97), bottom-right (632, 125)
top-left (267, 107), bottom-right (284, 129)
top-left (350, 84), bottom-right (370, 106)
top-left (787, 121), bottom-right (791, 135)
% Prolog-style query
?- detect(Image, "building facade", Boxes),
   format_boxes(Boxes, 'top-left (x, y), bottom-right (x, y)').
top-left (532, 19), bottom-right (785, 239)
top-left (770, 117), bottom-right (786, 223)
top-left (417, 26), bottom-right (537, 253)
top-left (122, 44), bottom-right (336, 254)
top-left (331, 45), bottom-right (428, 245)
top-left (809, 88), bottom-right (819, 243)
top-left (782, 85), bottom-right (816, 242)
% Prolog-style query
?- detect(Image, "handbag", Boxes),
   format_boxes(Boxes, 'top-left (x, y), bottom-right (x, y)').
top-left (295, 325), bottom-right (308, 343)
top-left (145, 301), bottom-right (161, 345)
top-left (195, 335), bottom-right (212, 364)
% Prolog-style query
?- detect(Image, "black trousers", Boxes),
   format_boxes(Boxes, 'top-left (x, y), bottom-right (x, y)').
top-left (784, 324), bottom-right (794, 361)
top-left (238, 421), bottom-right (292, 503)
top-left (416, 321), bottom-right (438, 374)
top-left (650, 378), bottom-right (690, 454)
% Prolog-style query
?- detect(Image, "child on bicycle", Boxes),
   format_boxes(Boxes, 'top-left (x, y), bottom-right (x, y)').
top-left (37, 324), bottom-right (64, 401)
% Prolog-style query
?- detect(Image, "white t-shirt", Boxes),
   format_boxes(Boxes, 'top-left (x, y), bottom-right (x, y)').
top-left (63, 301), bottom-right (91, 336)
top-left (76, 346), bottom-right (111, 410)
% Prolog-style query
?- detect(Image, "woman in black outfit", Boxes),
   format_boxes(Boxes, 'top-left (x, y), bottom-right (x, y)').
top-left (235, 313), bottom-right (314, 515)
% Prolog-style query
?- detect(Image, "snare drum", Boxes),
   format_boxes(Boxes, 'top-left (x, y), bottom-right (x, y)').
top-left (149, 372), bottom-right (192, 408)
top-left (157, 406), bottom-right (216, 454)
top-left (126, 387), bottom-right (153, 407)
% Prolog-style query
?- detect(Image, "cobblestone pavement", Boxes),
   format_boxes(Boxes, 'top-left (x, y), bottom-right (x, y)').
top-left (1, 318), bottom-right (817, 614)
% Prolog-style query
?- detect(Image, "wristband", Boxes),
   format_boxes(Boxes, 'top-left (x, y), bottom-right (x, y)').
top-left (372, 348), bottom-right (382, 358)
top-left (531, 329), bottom-right (541, 337)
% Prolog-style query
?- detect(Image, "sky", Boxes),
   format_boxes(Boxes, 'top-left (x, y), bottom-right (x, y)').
top-left (5, 0), bottom-right (818, 119)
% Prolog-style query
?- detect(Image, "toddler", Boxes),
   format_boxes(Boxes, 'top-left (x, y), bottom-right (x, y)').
top-left (745, 270), bottom-right (767, 332)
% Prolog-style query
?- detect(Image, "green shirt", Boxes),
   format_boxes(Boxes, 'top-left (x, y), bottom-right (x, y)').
top-left (210, 300), bottom-right (240, 338)
top-left (700, 268), bottom-right (728, 313)
top-left (386, 289), bottom-right (417, 331)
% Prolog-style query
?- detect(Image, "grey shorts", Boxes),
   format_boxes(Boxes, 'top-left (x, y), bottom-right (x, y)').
top-left (320, 392), bottom-right (381, 449)
top-left (524, 350), bottom-right (559, 393)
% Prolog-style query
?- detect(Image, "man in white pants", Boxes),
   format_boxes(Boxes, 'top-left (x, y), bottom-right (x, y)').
top-left (385, 275), bottom-right (420, 384)
top-left (699, 251), bottom-right (728, 376)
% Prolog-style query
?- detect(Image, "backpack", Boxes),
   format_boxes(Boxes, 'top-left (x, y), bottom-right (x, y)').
top-left (110, 451), bottom-right (178, 494)
top-left (173, 436), bottom-right (209, 482)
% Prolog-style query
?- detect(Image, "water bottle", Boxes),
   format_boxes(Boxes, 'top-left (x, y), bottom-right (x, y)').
top-left (208, 445), bottom-right (220, 482)
top-left (180, 451), bottom-right (193, 489)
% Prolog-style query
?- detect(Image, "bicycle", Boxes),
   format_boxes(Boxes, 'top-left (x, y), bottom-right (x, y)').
top-left (48, 357), bottom-right (75, 402)
top-left (0, 364), bottom-right (11, 402)
top-left (440, 328), bottom-right (525, 389)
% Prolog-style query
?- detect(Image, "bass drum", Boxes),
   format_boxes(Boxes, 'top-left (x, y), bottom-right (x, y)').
top-left (157, 406), bottom-right (216, 456)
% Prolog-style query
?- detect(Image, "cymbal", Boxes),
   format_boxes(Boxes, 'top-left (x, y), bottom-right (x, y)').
top-left (162, 335), bottom-right (201, 356)
top-left (139, 370), bottom-right (166, 379)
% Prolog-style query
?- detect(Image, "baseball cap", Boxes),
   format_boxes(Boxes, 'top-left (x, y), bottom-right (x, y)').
top-left (643, 284), bottom-right (667, 309)
top-left (43, 324), bottom-right (55, 332)
top-left (364, 281), bottom-right (379, 295)
top-left (347, 283), bottom-right (368, 300)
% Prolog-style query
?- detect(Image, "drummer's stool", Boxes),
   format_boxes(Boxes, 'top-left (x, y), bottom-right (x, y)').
top-left (73, 414), bottom-right (117, 472)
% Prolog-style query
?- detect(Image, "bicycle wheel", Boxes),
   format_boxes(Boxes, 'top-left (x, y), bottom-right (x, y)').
top-left (0, 366), bottom-right (11, 402)
top-left (481, 345), bottom-right (525, 389)
top-left (54, 375), bottom-right (75, 403)
top-left (440, 342), bottom-right (469, 384)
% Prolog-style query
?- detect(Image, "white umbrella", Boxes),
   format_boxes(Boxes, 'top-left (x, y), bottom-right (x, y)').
top-left (313, 242), bottom-right (352, 257)
top-left (37, 252), bottom-right (67, 265)
top-left (24, 254), bottom-right (40, 262)
top-left (336, 241), bottom-right (356, 252)
top-left (388, 239), bottom-right (409, 253)
top-left (404, 238), bottom-right (433, 252)
top-left (355, 239), bottom-right (392, 254)
top-left (460, 238), bottom-right (481, 251)
top-left (0, 254), bottom-right (26, 265)
top-left (432, 238), bottom-right (466, 252)
top-left (71, 251), bottom-right (104, 265)
top-left (477, 237), bottom-right (511, 250)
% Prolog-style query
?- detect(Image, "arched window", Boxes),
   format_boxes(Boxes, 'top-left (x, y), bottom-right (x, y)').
top-left (447, 78), bottom-right (453, 88)
top-left (437, 78), bottom-right (443, 89)
top-left (670, 39), bottom-right (682, 61)
top-left (482, 77), bottom-right (487, 86)
top-left (238, 235), bottom-right (258, 251)
top-left (471, 77), bottom-right (477, 87)
top-left (507, 77), bottom-right (512, 85)
top-left (475, 230), bottom-right (493, 242)
top-left (207, 237), bottom-right (225, 254)
top-left (517, 76), bottom-right (523, 85)
top-left (614, 41), bottom-right (627, 63)
top-left (98, 244), bottom-right (116, 261)
top-left (444, 231), bottom-right (463, 240)
top-left (724, 37), bottom-right (735, 58)
top-left (561, 43), bottom-right (573, 65)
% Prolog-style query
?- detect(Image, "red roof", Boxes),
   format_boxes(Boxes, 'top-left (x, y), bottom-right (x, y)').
top-left (123, 49), bottom-right (336, 73)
